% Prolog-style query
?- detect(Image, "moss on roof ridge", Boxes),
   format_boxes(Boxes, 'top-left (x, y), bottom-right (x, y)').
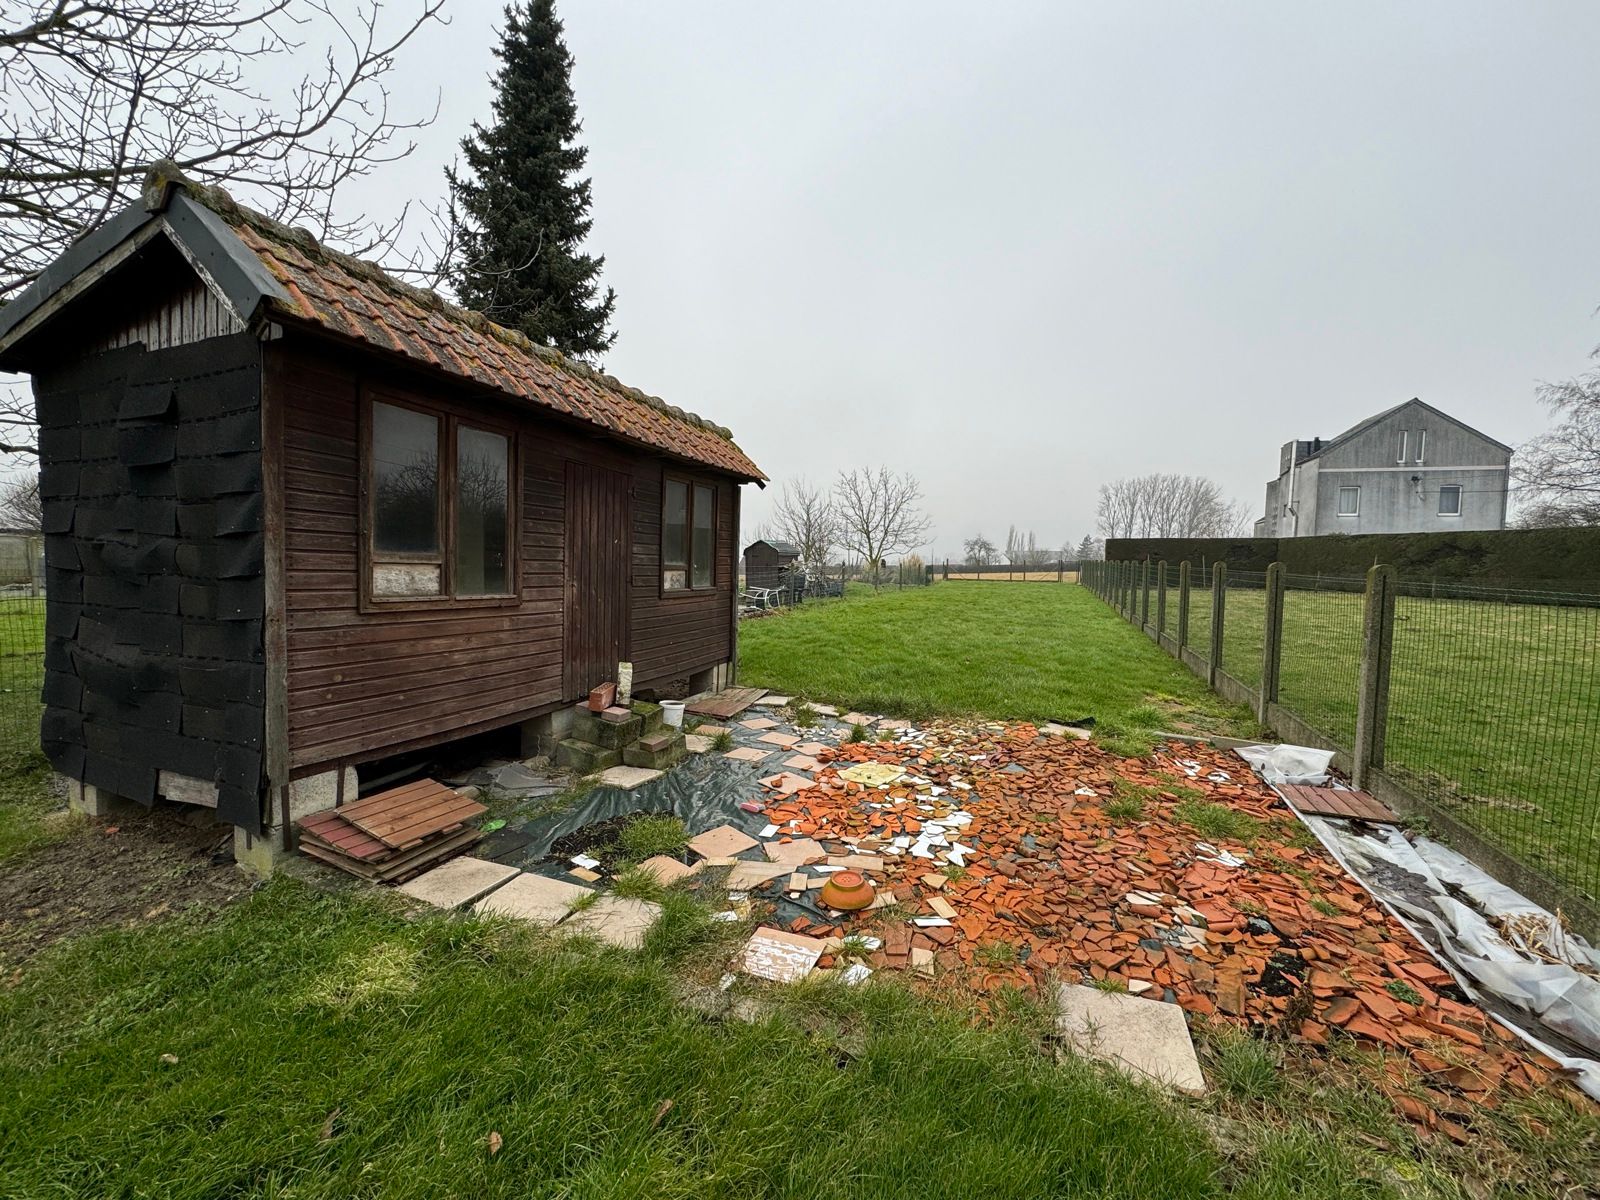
top-left (142, 162), bottom-right (737, 443)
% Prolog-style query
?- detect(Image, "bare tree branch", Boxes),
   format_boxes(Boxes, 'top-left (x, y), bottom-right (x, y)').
top-left (766, 477), bottom-right (840, 578)
top-left (833, 467), bottom-right (932, 589)
top-left (1096, 473), bottom-right (1248, 539)
top-left (1513, 345), bottom-right (1600, 527)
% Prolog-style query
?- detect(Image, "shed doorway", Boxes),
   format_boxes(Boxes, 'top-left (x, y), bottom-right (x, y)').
top-left (564, 462), bottom-right (631, 697)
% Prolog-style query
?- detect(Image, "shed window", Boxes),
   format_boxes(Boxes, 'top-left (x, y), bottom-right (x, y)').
top-left (663, 478), bottom-right (715, 592)
top-left (1337, 485), bottom-right (1360, 516)
top-left (455, 427), bottom-right (510, 595)
top-left (1438, 484), bottom-right (1462, 516)
top-left (367, 397), bottom-right (516, 603)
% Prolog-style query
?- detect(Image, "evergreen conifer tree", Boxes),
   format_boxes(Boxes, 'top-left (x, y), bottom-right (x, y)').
top-left (447, 1), bottom-right (617, 357)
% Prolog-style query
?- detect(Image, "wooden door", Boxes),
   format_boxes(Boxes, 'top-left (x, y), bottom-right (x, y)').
top-left (564, 461), bottom-right (631, 698)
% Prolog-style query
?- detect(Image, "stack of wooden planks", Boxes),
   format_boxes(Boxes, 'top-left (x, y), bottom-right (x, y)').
top-left (296, 778), bottom-right (488, 883)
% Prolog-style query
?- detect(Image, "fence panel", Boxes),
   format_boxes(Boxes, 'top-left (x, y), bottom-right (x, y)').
top-left (1221, 568), bottom-right (1267, 686)
top-left (1186, 565), bottom-right (1213, 663)
top-left (0, 585), bottom-right (44, 767)
top-left (1276, 573), bottom-right (1366, 747)
top-left (1384, 582), bottom-right (1600, 902)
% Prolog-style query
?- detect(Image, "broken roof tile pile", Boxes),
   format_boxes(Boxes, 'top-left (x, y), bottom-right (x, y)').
top-left (736, 723), bottom-right (1593, 1136)
top-left (194, 188), bottom-right (763, 481)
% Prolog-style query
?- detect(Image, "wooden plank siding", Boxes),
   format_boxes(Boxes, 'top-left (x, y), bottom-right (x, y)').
top-left (270, 340), bottom-right (740, 774)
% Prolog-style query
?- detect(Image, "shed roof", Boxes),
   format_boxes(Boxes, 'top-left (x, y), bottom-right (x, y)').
top-left (746, 539), bottom-right (800, 557)
top-left (0, 166), bottom-right (765, 482)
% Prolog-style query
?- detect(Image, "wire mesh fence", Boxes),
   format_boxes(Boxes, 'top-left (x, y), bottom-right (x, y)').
top-left (1221, 569), bottom-right (1266, 687)
top-left (1276, 573), bottom-right (1366, 747)
top-left (1080, 557), bottom-right (1600, 922)
top-left (1384, 580), bottom-right (1600, 903)
top-left (0, 583), bottom-right (45, 768)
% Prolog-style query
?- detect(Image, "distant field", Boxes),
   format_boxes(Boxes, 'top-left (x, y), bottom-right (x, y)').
top-left (941, 570), bottom-right (1079, 583)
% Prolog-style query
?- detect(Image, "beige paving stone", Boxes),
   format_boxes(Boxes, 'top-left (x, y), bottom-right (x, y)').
top-left (473, 873), bottom-right (592, 924)
top-left (1054, 984), bottom-right (1207, 1096)
top-left (594, 765), bottom-right (663, 790)
top-left (723, 746), bottom-right (770, 763)
top-left (740, 926), bottom-right (826, 982)
top-left (757, 731), bottom-right (800, 748)
top-left (763, 837), bottom-right (827, 865)
top-left (687, 823), bottom-right (759, 858)
top-left (636, 855), bottom-right (696, 885)
top-left (563, 895), bottom-right (662, 949)
top-left (397, 856), bottom-right (520, 909)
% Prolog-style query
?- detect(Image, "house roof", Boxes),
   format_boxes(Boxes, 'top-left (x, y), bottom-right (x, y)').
top-left (1304, 398), bottom-right (1513, 461)
top-left (746, 539), bottom-right (800, 557)
top-left (0, 166), bottom-right (766, 482)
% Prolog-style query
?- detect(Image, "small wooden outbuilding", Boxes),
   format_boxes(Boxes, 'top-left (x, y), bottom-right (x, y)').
top-left (743, 539), bottom-right (800, 590)
top-left (0, 167), bottom-right (765, 869)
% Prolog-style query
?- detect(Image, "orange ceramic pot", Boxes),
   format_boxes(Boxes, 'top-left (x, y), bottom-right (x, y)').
top-left (819, 870), bottom-right (874, 911)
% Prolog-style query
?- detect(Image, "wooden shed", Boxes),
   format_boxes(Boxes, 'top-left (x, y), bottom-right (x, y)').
top-left (0, 167), bottom-right (766, 870)
top-left (743, 539), bottom-right (800, 590)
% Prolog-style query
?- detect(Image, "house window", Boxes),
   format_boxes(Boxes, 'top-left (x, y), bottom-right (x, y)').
top-left (1337, 486), bottom-right (1360, 517)
top-left (367, 397), bottom-right (515, 603)
top-left (1438, 484), bottom-right (1462, 516)
top-left (1396, 430), bottom-right (1409, 464)
top-left (1414, 429), bottom-right (1426, 464)
top-left (663, 478), bottom-right (715, 591)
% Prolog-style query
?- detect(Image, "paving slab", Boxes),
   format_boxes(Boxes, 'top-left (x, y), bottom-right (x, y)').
top-left (740, 717), bottom-right (780, 730)
top-left (795, 742), bottom-right (831, 757)
top-left (637, 855), bottom-right (697, 885)
top-left (693, 723), bottom-right (732, 736)
top-left (725, 859), bottom-right (793, 889)
top-left (758, 771), bottom-right (816, 796)
top-left (593, 765), bottom-right (663, 790)
top-left (756, 731), bottom-right (800, 748)
top-left (563, 895), bottom-right (662, 949)
top-left (723, 746), bottom-right (770, 763)
top-left (1054, 984), bottom-right (1207, 1096)
top-left (838, 713), bottom-right (876, 728)
top-left (838, 762), bottom-right (906, 787)
top-left (473, 873), bottom-right (592, 924)
top-left (755, 694), bottom-right (793, 708)
top-left (397, 856), bottom-right (520, 909)
top-left (684, 733), bottom-right (713, 754)
top-left (763, 837), bottom-right (827, 865)
top-left (687, 823), bottom-right (760, 858)
top-left (782, 754), bottom-right (821, 772)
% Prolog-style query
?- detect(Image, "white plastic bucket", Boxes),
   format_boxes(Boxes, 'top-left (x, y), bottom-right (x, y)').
top-left (661, 701), bottom-right (686, 728)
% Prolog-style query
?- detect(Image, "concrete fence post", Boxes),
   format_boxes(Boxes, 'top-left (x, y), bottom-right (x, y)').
top-left (1208, 561), bottom-right (1228, 689)
top-left (1155, 559), bottom-right (1168, 637)
top-left (1258, 561), bottom-right (1286, 723)
top-left (1177, 560), bottom-right (1191, 651)
top-left (1352, 564), bottom-right (1397, 789)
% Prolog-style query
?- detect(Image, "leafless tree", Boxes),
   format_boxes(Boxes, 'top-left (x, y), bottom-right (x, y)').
top-left (0, 470), bottom-right (39, 529)
top-left (1513, 345), bottom-right (1600, 527)
top-left (833, 467), bottom-right (932, 588)
top-left (962, 534), bottom-right (996, 566)
top-left (0, 1), bottom-right (445, 457)
top-left (767, 477), bottom-right (839, 576)
top-left (1096, 473), bottom-right (1248, 539)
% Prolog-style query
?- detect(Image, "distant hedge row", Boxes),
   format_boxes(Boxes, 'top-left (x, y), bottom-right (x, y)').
top-left (1105, 528), bottom-right (1600, 591)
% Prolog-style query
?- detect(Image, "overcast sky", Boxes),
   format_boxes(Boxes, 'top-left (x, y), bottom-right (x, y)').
top-left (315, 3), bottom-right (1600, 556)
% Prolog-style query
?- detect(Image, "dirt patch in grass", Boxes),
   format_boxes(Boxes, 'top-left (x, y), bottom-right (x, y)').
top-left (0, 807), bottom-right (251, 970)
top-left (545, 811), bottom-right (691, 874)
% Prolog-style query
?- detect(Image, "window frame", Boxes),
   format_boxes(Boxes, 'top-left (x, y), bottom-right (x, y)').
top-left (660, 474), bottom-right (718, 596)
top-left (1396, 429), bottom-right (1409, 464)
top-left (1414, 429), bottom-right (1426, 464)
top-left (1337, 485), bottom-right (1361, 517)
top-left (359, 385), bottom-right (521, 613)
top-left (1438, 483), bottom-right (1463, 517)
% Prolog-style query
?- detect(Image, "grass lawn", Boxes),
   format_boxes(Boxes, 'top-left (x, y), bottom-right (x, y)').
top-left (739, 581), bottom-right (1255, 754)
top-left (7, 877), bottom-right (1577, 1200)
top-left (1208, 587), bottom-right (1600, 901)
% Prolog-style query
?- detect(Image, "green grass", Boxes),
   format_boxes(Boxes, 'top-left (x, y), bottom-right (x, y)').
top-left (740, 583), bottom-right (1251, 753)
top-left (617, 814), bottom-right (689, 862)
top-left (0, 750), bottom-right (65, 862)
top-left (1173, 799), bottom-right (1263, 845)
top-left (1211, 587), bottom-right (1600, 899)
top-left (0, 878), bottom-right (1434, 1200)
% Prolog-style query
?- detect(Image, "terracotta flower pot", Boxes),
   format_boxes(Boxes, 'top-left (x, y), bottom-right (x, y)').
top-left (819, 870), bottom-right (874, 911)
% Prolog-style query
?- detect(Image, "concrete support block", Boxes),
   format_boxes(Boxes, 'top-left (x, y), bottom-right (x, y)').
top-left (623, 730), bottom-right (684, 771)
top-left (233, 826), bottom-right (288, 877)
top-left (689, 662), bottom-right (733, 694)
top-left (631, 700), bottom-right (664, 735)
top-left (520, 706), bottom-right (574, 758)
top-left (571, 711), bottom-right (641, 750)
top-left (286, 766), bottom-right (360, 824)
top-left (65, 778), bottom-right (143, 820)
top-left (555, 739), bottom-right (622, 774)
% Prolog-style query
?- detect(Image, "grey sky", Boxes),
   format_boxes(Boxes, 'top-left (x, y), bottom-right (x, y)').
top-left (200, 4), bottom-right (1600, 555)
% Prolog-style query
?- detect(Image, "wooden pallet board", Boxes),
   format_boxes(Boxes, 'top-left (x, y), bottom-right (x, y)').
top-left (339, 780), bottom-right (486, 850)
top-left (297, 808), bottom-right (389, 861)
top-left (686, 686), bottom-right (767, 719)
top-left (1280, 784), bottom-right (1396, 823)
top-left (300, 826), bottom-right (482, 883)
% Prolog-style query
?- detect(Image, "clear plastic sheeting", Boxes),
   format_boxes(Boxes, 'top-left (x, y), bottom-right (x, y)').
top-left (1292, 803), bottom-right (1600, 1100)
top-left (1234, 743), bottom-right (1334, 786)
